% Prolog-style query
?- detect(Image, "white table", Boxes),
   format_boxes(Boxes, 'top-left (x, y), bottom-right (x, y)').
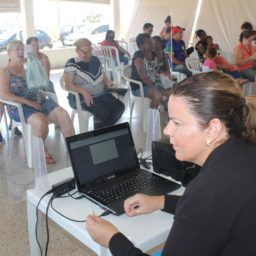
top-left (27, 167), bottom-right (185, 256)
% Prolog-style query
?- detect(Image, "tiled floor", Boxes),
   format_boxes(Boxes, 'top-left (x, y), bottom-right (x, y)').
top-left (0, 69), bottom-right (168, 255)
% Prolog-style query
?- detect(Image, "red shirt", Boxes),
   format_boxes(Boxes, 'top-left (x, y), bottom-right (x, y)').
top-left (100, 40), bottom-right (119, 56)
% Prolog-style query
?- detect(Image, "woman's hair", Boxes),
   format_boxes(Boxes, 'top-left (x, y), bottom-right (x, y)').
top-left (136, 33), bottom-right (151, 48)
top-left (26, 36), bottom-right (38, 44)
top-left (165, 15), bottom-right (171, 23)
top-left (195, 29), bottom-right (206, 39)
top-left (7, 40), bottom-right (24, 51)
top-left (241, 21), bottom-right (253, 31)
top-left (171, 72), bottom-right (256, 143)
top-left (74, 38), bottom-right (92, 48)
top-left (206, 47), bottom-right (217, 58)
top-left (105, 30), bottom-right (115, 40)
top-left (239, 30), bottom-right (254, 42)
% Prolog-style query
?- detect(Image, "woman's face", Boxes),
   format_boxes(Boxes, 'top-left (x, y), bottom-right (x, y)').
top-left (8, 43), bottom-right (25, 64)
top-left (107, 32), bottom-right (115, 41)
top-left (77, 45), bottom-right (92, 62)
top-left (164, 96), bottom-right (209, 165)
top-left (242, 35), bottom-right (254, 46)
top-left (29, 39), bottom-right (40, 53)
top-left (142, 38), bottom-right (153, 51)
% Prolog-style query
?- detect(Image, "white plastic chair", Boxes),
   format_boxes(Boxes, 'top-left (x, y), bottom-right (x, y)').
top-left (128, 37), bottom-right (138, 57)
top-left (0, 90), bottom-right (59, 168)
top-left (121, 64), bottom-right (150, 131)
top-left (185, 57), bottom-right (203, 75)
top-left (117, 39), bottom-right (129, 51)
top-left (98, 46), bottom-right (123, 84)
top-left (190, 49), bottom-right (200, 59)
top-left (59, 76), bottom-right (93, 134)
top-left (0, 99), bottom-right (33, 168)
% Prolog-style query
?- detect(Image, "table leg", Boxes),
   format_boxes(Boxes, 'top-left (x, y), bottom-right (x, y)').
top-left (27, 200), bottom-right (42, 256)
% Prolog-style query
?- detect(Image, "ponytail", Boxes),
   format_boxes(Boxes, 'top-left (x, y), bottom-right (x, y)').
top-left (242, 96), bottom-right (256, 143)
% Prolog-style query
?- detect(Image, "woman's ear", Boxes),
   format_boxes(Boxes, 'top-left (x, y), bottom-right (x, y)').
top-left (206, 118), bottom-right (225, 144)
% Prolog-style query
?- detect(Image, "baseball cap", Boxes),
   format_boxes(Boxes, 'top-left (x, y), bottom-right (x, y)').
top-left (172, 26), bottom-right (185, 34)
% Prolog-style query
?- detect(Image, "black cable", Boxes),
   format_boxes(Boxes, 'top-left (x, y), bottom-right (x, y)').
top-left (45, 195), bottom-right (55, 256)
top-left (50, 197), bottom-right (86, 223)
top-left (36, 188), bottom-right (111, 256)
top-left (35, 190), bottom-right (53, 256)
top-left (50, 196), bottom-right (111, 222)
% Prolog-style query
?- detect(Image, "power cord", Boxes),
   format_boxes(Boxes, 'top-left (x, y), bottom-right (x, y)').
top-left (35, 185), bottom-right (111, 256)
top-left (137, 149), bottom-right (152, 170)
top-left (35, 190), bottom-right (53, 256)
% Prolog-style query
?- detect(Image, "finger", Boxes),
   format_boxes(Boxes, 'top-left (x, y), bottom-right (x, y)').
top-left (85, 98), bottom-right (91, 107)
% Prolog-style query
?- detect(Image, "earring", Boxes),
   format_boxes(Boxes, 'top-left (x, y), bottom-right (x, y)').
top-left (206, 139), bottom-right (211, 146)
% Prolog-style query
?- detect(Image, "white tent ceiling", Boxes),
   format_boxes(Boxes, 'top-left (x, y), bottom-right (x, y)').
top-left (125, 0), bottom-right (256, 51)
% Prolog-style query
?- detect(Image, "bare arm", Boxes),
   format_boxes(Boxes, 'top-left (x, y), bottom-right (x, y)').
top-left (0, 69), bottom-right (41, 110)
top-left (116, 43), bottom-right (130, 58)
top-left (168, 52), bottom-right (185, 65)
top-left (134, 58), bottom-right (154, 87)
top-left (103, 72), bottom-right (115, 88)
top-left (233, 46), bottom-right (256, 65)
top-left (63, 71), bottom-right (93, 106)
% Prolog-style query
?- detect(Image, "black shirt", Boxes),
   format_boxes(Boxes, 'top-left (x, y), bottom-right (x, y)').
top-left (109, 138), bottom-right (256, 256)
top-left (130, 50), bottom-right (160, 91)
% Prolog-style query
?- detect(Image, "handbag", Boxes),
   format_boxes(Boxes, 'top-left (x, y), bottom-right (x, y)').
top-left (26, 53), bottom-right (50, 90)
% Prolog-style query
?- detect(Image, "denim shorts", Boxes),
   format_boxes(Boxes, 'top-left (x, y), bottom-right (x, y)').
top-left (8, 97), bottom-right (59, 122)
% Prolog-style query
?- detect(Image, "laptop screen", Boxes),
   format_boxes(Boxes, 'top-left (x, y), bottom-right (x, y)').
top-left (66, 123), bottom-right (140, 189)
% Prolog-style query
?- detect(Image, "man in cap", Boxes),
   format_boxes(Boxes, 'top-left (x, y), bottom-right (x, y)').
top-left (165, 26), bottom-right (192, 76)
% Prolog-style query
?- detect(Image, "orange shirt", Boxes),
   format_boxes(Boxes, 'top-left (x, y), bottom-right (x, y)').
top-left (236, 43), bottom-right (255, 71)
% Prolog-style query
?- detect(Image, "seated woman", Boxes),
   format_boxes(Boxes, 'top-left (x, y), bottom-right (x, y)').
top-left (64, 38), bottom-right (125, 129)
top-left (86, 72), bottom-right (256, 255)
top-left (0, 40), bottom-right (75, 164)
top-left (233, 30), bottom-right (256, 82)
top-left (160, 15), bottom-right (171, 40)
top-left (152, 35), bottom-right (170, 74)
top-left (195, 29), bottom-right (208, 63)
top-left (206, 35), bottom-right (220, 50)
top-left (100, 30), bottom-right (130, 66)
top-left (26, 36), bottom-right (55, 92)
top-left (203, 48), bottom-right (247, 85)
top-left (131, 33), bottom-right (172, 108)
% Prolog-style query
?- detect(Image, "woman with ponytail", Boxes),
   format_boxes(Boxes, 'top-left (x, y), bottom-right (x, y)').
top-left (86, 72), bottom-right (256, 256)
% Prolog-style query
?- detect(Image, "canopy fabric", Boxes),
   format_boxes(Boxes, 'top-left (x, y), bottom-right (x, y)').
top-left (124, 0), bottom-right (256, 51)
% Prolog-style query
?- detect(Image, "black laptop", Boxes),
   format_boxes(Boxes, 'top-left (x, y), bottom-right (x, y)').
top-left (66, 122), bottom-right (181, 215)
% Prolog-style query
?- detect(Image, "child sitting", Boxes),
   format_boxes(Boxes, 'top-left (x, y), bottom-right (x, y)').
top-left (203, 47), bottom-right (218, 72)
top-left (203, 48), bottom-right (247, 85)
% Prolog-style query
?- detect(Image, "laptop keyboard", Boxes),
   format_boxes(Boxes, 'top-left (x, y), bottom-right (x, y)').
top-left (89, 171), bottom-right (162, 204)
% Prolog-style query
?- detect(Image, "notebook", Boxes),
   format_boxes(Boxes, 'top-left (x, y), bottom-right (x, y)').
top-left (65, 122), bottom-right (181, 215)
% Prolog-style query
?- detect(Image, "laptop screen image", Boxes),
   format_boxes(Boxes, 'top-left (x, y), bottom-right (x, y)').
top-left (66, 123), bottom-right (140, 189)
